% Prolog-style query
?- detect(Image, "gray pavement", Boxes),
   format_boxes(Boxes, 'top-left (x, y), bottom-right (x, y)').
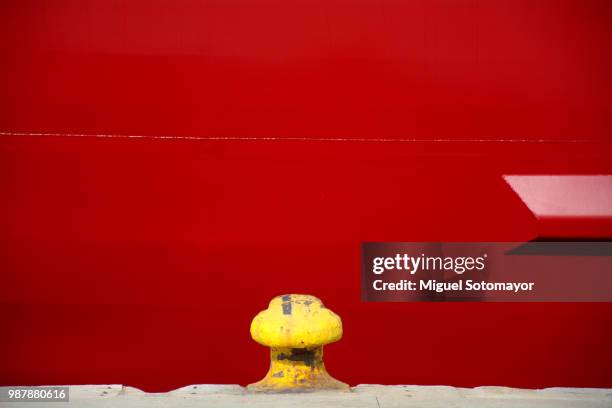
top-left (2, 384), bottom-right (611, 407)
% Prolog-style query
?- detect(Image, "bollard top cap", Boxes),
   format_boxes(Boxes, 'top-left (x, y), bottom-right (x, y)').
top-left (250, 294), bottom-right (343, 348)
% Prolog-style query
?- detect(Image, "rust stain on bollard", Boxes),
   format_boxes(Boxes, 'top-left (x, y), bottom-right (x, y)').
top-left (248, 294), bottom-right (349, 392)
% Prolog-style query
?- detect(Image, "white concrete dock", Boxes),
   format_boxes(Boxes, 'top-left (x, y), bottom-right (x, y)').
top-left (2, 384), bottom-right (612, 408)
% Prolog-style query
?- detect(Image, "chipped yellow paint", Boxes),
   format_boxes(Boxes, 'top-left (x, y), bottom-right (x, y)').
top-left (248, 294), bottom-right (349, 392)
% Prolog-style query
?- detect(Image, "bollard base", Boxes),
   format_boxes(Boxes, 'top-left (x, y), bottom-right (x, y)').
top-left (247, 347), bottom-right (349, 392)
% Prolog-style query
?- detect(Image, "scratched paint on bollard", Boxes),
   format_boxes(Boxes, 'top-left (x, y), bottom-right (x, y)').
top-left (248, 294), bottom-right (348, 392)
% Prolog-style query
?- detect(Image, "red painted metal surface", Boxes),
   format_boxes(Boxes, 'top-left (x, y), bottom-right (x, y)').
top-left (1, 0), bottom-right (611, 391)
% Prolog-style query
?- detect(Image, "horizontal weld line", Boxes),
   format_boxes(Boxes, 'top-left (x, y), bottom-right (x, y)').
top-left (0, 131), bottom-right (597, 143)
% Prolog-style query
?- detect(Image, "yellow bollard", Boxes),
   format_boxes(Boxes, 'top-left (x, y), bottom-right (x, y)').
top-left (248, 294), bottom-right (349, 392)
